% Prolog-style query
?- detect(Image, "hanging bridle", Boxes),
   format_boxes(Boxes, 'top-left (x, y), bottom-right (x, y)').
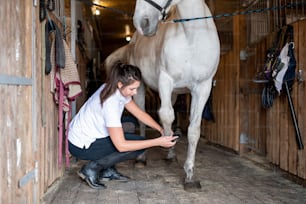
top-left (143, 0), bottom-right (173, 20)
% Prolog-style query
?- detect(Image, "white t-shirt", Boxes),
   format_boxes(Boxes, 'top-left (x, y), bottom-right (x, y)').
top-left (68, 84), bottom-right (131, 149)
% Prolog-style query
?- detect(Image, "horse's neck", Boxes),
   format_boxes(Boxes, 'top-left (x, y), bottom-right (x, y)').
top-left (176, 0), bottom-right (215, 30)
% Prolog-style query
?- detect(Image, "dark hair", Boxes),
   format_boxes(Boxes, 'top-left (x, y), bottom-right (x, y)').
top-left (100, 61), bottom-right (142, 105)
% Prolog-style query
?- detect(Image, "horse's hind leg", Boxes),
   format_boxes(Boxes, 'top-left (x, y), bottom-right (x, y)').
top-left (133, 83), bottom-right (147, 167)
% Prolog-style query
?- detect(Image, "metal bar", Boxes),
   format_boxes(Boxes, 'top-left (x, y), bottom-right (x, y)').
top-left (284, 81), bottom-right (304, 150)
top-left (0, 75), bottom-right (32, 85)
top-left (18, 168), bottom-right (36, 188)
top-left (18, 161), bottom-right (38, 188)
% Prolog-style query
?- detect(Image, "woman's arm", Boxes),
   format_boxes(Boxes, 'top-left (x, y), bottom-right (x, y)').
top-left (125, 100), bottom-right (164, 135)
top-left (108, 127), bottom-right (177, 152)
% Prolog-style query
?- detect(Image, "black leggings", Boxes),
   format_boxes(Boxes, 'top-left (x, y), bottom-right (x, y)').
top-left (69, 133), bottom-right (146, 167)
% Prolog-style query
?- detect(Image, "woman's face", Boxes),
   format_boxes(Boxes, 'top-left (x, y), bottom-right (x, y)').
top-left (118, 80), bottom-right (141, 97)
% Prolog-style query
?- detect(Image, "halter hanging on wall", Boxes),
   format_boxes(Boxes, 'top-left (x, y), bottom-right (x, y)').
top-left (39, 0), bottom-right (55, 22)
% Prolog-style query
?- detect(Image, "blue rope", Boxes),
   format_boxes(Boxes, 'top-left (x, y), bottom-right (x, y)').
top-left (172, 2), bottom-right (306, 23)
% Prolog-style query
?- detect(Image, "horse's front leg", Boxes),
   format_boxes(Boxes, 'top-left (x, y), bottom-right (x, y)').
top-left (158, 72), bottom-right (176, 160)
top-left (184, 81), bottom-right (212, 190)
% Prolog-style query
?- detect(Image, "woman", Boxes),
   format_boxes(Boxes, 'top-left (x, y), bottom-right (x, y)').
top-left (68, 62), bottom-right (178, 189)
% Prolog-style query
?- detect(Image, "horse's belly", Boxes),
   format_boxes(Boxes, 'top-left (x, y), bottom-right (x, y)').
top-left (143, 77), bottom-right (159, 91)
top-left (129, 28), bottom-right (219, 91)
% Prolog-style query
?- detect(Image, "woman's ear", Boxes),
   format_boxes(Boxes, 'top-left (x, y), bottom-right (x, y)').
top-left (117, 81), bottom-right (123, 89)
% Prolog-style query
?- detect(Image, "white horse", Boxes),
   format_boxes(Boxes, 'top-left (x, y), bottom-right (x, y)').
top-left (104, 0), bottom-right (220, 189)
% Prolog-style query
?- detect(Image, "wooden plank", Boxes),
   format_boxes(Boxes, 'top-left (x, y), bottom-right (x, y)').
top-left (280, 23), bottom-right (300, 176)
top-left (215, 58), bottom-right (224, 144)
top-left (223, 54), bottom-right (227, 147)
top-left (224, 56), bottom-right (230, 147)
top-left (288, 84), bottom-right (298, 175)
top-left (266, 104), bottom-right (273, 162)
top-left (0, 85), bottom-right (34, 203)
top-left (279, 94), bottom-right (289, 171)
top-left (272, 99), bottom-right (280, 165)
top-left (296, 21), bottom-right (306, 179)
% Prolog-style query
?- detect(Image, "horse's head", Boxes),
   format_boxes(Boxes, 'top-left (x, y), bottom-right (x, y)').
top-left (133, 0), bottom-right (176, 36)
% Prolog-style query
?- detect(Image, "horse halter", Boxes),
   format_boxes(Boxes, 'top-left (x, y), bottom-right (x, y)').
top-left (143, 0), bottom-right (173, 20)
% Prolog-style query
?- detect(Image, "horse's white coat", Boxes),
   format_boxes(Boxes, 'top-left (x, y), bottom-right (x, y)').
top-left (104, 0), bottom-right (220, 183)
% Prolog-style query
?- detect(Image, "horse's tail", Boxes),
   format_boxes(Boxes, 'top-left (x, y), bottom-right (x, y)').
top-left (103, 45), bottom-right (130, 75)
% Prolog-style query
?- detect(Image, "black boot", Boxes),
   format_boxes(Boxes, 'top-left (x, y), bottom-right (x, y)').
top-left (99, 166), bottom-right (130, 182)
top-left (96, 151), bottom-right (144, 183)
top-left (77, 161), bottom-right (106, 189)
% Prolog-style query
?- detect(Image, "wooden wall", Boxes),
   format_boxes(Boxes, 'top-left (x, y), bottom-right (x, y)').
top-left (203, 16), bottom-right (306, 180)
top-left (0, 2), bottom-right (305, 204)
top-left (203, 16), bottom-right (245, 152)
top-left (0, 1), bottom-right (87, 203)
top-left (263, 21), bottom-right (306, 179)
top-left (0, 1), bottom-right (45, 203)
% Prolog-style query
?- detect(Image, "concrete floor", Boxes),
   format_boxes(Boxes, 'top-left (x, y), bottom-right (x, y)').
top-left (42, 133), bottom-right (306, 204)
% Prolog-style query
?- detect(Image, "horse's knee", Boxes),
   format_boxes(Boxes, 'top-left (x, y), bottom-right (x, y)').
top-left (188, 124), bottom-right (201, 136)
top-left (158, 107), bottom-right (175, 124)
top-left (187, 127), bottom-right (201, 145)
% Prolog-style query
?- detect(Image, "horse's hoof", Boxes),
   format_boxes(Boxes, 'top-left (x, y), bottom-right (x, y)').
top-left (134, 160), bottom-right (146, 168)
top-left (165, 156), bottom-right (178, 164)
top-left (173, 128), bottom-right (182, 137)
top-left (184, 180), bottom-right (201, 191)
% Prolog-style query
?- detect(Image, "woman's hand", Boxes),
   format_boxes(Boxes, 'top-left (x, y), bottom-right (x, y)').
top-left (159, 128), bottom-right (164, 136)
top-left (157, 135), bottom-right (178, 148)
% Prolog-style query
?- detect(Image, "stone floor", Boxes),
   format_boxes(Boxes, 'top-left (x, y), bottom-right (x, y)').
top-left (42, 133), bottom-right (306, 204)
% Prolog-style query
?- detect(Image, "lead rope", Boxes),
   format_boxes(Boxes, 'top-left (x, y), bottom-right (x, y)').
top-left (65, 103), bottom-right (72, 167)
top-left (57, 67), bottom-right (64, 168)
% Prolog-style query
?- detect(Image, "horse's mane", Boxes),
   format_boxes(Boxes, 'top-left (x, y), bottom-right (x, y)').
top-left (165, 6), bottom-right (178, 20)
